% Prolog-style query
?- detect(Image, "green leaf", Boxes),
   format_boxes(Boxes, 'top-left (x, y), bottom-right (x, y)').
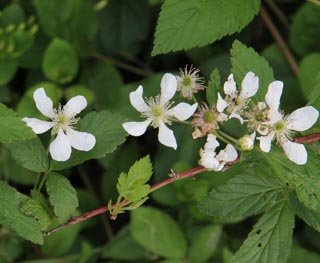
top-left (206, 68), bottom-right (220, 106)
top-left (289, 193), bottom-right (320, 232)
top-left (200, 174), bottom-right (284, 219)
top-left (46, 172), bottom-right (78, 223)
top-left (98, 0), bottom-right (150, 57)
top-left (152, 0), bottom-right (260, 55)
top-left (0, 57), bottom-right (18, 85)
top-left (42, 38), bottom-right (79, 84)
top-left (188, 225), bottom-right (222, 263)
top-left (20, 198), bottom-right (51, 231)
top-left (0, 181), bottom-right (43, 244)
top-left (299, 53), bottom-right (320, 101)
top-left (232, 200), bottom-right (294, 263)
top-left (290, 3), bottom-right (320, 56)
top-left (230, 40), bottom-right (275, 101)
top-left (52, 111), bottom-right (127, 170)
top-left (102, 226), bottom-right (148, 261)
top-left (288, 246), bottom-right (320, 263)
top-left (64, 85), bottom-right (95, 105)
top-left (130, 207), bottom-right (187, 259)
top-left (117, 156), bottom-right (153, 202)
top-left (0, 103), bottom-right (35, 143)
top-left (5, 138), bottom-right (49, 173)
top-left (33, 0), bottom-right (98, 56)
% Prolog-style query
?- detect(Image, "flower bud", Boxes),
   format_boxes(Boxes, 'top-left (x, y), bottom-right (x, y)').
top-left (239, 132), bottom-right (255, 151)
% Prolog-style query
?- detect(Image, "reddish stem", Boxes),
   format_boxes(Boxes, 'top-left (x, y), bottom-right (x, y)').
top-left (295, 132), bottom-right (320, 144)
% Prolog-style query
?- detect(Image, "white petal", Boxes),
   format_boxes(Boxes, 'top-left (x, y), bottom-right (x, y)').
top-left (66, 129), bottom-right (96, 151)
top-left (49, 129), bottom-right (72, 161)
top-left (204, 134), bottom-right (220, 152)
top-left (223, 74), bottom-right (237, 96)
top-left (160, 73), bottom-right (177, 105)
top-left (217, 144), bottom-right (238, 162)
top-left (158, 121), bottom-right (177, 149)
top-left (22, 117), bottom-right (54, 134)
top-left (282, 140), bottom-right (307, 165)
top-left (64, 95), bottom-right (87, 117)
top-left (240, 72), bottom-right (259, 100)
top-left (217, 93), bottom-right (228, 113)
top-left (265, 81), bottom-right (283, 110)
top-left (229, 112), bottom-right (244, 124)
top-left (268, 109), bottom-right (283, 125)
top-left (199, 152), bottom-right (220, 170)
top-left (129, 85), bottom-right (150, 112)
top-left (257, 132), bottom-right (275, 153)
top-left (33, 88), bottom-right (55, 118)
top-left (286, 106), bottom-right (319, 131)
top-left (122, 120), bottom-right (151, 136)
top-left (168, 102), bottom-right (198, 121)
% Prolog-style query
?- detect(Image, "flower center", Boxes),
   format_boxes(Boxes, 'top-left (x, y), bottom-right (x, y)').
top-left (203, 111), bottom-right (215, 123)
top-left (181, 76), bottom-right (192, 87)
top-left (151, 105), bottom-right (164, 118)
top-left (275, 120), bottom-right (286, 132)
top-left (51, 104), bottom-right (78, 134)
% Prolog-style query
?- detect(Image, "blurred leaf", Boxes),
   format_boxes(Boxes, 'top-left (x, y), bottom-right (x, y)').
top-left (152, 0), bottom-right (260, 55)
top-left (64, 85), bottom-right (95, 105)
top-left (33, 0), bottom-right (98, 56)
top-left (0, 180), bottom-right (43, 244)
top-left (98, 0), bottom-right (150, 57)
top-left (46, 172), bottom-right (79, 223)
top-left (230, 40), bottom-right (275, 101)
top-left (102, 226), bottom-right (148, 260)
top-left (51, 111), bottom-right (127, 170)
top-left (200, 174), bottom-right (284, 219)
top-left (232, 200), bottom-right (294, 263)
top-left (290, 3), bottom-right (320, 56)
top-left (0, 57), bottom-right (18, 85)
top-left (188, 225), bottom-right (222, 263)
top-left (0, 103), bottom-right (35, 143)
top-left (130, 207), bottom-right (187, 258)
top-left (0, 3), bottom-right (25, 25)
top-left (288, 246), bottom-right (320, 263)
top-left (206, 68), bottom-right (220, 106)
top-left (6, 137), bottom-right (49, 173)
top-left (43, 38), bottom-right (79, 84)
top-left (117, 156), bottom-right (153, 202)
top-left (299, 53), bottom-right (320, 100)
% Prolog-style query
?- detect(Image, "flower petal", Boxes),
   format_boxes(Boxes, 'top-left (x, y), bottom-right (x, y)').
top-left (217, 144), bottom-right (238, 162)
top-left (22, 117), bottom-right (54, 134)
top-left (158, 121), bottom-right (177, 149)
top-left (168, 102), bottom-right (198, 121)
top-left (33, 88), bottom-right (55, 118)
top-left (265, 80), bottom-right (283, 110)
top-left (129, 85), bottom-right (150, 112)
top-left (160, 73), bottom-right (177, 105)
top-left (240, 72), bottom-right (259, 100)
top-left (229, 112), bottom-right (244, 124)
top-left (49, 129), bottom-right (72, 161)
top-left (223, 74), bottom-right (237, 96)
top-left (286, 106), bottom-right (319, 131)
top-left (257, 132), bottom-right (275, 152)
top-left (282, 140), bottom-right (307, 165)
top-left (65, 95), bottom-right (87, 117)
top-left (217, 93), bottom-right (228, 113)
top-left (66, 129), bottom-right (96, 151)
top-left (122, 120), bottom-right (151, 136)
top-left (204, 134), bottom-right (220, 152)
top-left (199, 152), bottom-right (220, 171)
top-left (268, 109), bottom-right (283, 125)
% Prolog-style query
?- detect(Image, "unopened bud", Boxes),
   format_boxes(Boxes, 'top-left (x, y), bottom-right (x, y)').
top-left (239, 133), bottom-right (255, 151)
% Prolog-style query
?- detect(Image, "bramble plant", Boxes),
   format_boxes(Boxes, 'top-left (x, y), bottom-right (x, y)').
top-left (1, 0), bottom-right (320, 262)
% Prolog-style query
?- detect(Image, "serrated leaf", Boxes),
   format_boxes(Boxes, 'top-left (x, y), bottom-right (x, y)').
top-left (232, 199), bottom-right (294, 263)
top-left (206, 68), bottom-right (220, 106)
top-left (0, 181), bottom-right (43, 244)
top-left (5, 138), bottom-right (49, 173)
top-left (20, 198), bottom-right (52, 231)
top-left (290, 3), bottom-right (320, 56)
top-left (117, 156), bottom-right (153, 202)
top-left (230, 40), bottom-right (275, 101)
top-left (43, 38), bottom-right (79, 84)
top-left (130, 207), bottom-right (187, 258)
top-left (0, 103), bottom-right (35, 143)
top-left (152, 0), bottom-right (261, 55)
top-left (46, 172), bottom-right (78, 223)
top-left (200, 174), bottom-right (284, 219)
top-left (52, 111), bottom-right (127, 170)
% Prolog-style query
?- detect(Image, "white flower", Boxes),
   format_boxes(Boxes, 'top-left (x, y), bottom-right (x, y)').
top-left (217, 72), bottom-right (259, 123)
top-left (199, 134), bottom-right (238, 171)
top-left (257, 81), bottom-right (319, 165)
top-left (23, 88), bottom-right (96, 162)
top-left (122, 73), bottom-right (198, 149)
